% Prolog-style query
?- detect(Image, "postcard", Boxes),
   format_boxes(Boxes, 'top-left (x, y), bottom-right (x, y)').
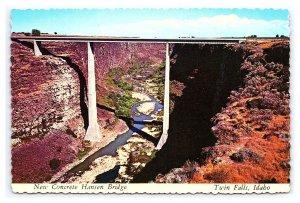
top-left (10, 8), bottom-right (290, 193)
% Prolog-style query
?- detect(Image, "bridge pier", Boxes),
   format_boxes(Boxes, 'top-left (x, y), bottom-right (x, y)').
top-left (33, 40), bottom-right (42, 56)
top-left (84, 42), bottom-right (102, 141)
top-left (156, 43), bottom-right (170, 150)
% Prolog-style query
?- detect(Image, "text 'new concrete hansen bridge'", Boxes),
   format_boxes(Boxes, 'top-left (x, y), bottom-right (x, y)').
top-left (11, 36), bottom-right (245, 150)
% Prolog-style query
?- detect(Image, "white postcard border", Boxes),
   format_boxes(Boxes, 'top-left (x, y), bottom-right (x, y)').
top-left (12, 183), bottom-right (290, 194)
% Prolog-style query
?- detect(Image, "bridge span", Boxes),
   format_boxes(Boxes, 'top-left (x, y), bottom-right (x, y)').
top-left (11, 36), bottom-right (245, 149)
top-left (11, 36), bottom-right (245, 44)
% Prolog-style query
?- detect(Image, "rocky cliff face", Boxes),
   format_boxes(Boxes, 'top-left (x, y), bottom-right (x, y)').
top-left (11, 41), bottom-right (84, 141)
top-left (11, 41), bottom-right (84, 182)
top-left (190, 41), bottom-right (290, 183)
top-left (93, 42), bottom-right (165, 81)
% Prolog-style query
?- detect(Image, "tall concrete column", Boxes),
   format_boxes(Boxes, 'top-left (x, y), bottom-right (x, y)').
top-left (84, 42), bottom-right (102, 141)
top-left (156, 43), bottom-right (170, 150)
top-left (33, 40), bottom-right (42, 56)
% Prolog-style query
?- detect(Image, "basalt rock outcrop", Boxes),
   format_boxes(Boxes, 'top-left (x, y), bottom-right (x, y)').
top-left (11, 41), bottom-right (85, 182)
top-left (11, 41), bottom-right (86, 141)
top-left (190, 41), bottom-right (290, 183)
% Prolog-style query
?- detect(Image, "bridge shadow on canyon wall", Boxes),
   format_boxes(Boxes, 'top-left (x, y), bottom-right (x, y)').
top-left (132, 44), bottom-right (244, 183)
top-left (12, 40), bottom-right (90, 131)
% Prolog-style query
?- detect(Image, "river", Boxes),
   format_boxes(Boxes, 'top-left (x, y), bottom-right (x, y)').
top-left (59, 95), bottom-right (163, 183)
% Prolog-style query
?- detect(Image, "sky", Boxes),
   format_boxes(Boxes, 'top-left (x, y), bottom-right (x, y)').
top-left (11, 8), bottom-right (289, 38)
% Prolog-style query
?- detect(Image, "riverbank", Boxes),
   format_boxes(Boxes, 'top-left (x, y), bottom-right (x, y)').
top-left (49, 118), bottom-right (128, 183)
top-left (68, 133), bottom-right (156, 183)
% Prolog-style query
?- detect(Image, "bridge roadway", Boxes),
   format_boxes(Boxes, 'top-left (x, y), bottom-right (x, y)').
top-left (11, 36), bottom-right (245, 44)
top-left (11, 36), bottom-right (245, 149)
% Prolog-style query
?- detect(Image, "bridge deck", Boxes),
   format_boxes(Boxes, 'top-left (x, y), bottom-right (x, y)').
top-left (11, 36), bottom-right (245, 44)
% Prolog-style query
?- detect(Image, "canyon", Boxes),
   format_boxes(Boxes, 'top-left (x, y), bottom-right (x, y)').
top-left (11, 37), bottom-right (289, 184)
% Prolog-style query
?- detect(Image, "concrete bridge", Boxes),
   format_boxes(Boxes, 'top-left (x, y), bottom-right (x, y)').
top-left (11, 36), bottom-right (245, 149)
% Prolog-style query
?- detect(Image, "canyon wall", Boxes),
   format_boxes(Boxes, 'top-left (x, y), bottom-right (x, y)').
top-left (190, 41), bottom-right (290, 183)
top-left (11, 41), bottom-right (84, 182)
top-left (11, 41), bottom-right (85, 141)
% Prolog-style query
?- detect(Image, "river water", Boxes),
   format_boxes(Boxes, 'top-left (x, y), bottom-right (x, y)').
top-left (62, 95), bottom-right (163, 183)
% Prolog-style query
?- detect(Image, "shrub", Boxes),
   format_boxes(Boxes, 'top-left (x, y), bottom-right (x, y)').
top-left (108, 66), bottom-right (126, 78)
top-left (116, 79), bottom-right (133, 91)
top-left (204, 168), bottom-right (229, 183)
top-left (115, 92), bottom-right (140, 117)
top-left (230, 148), bottom-right (262, 163)
top-left (49, 159), bottom-right (61, 170)
top-left (12, 131), bottom-right (81, 183)
top-left (31, 29), bottom-right (41, 36)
